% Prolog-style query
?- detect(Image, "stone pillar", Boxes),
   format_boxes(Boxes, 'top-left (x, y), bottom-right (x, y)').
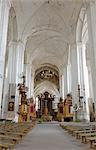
top-left (82, 44), bottom-right (90, 121)
top-left (67, 46), bottom-right (72, 94)
top-left (16, 41), bottom-right (25, 84)
top-left (59, 71), bottom-right (64, 100)
top-left (87, 62), bottom-right (94, 100)
top-left (77, 43), bottom-right (89, 121)
top-left (1, 77), bottom-right (9, 118)
top-left (2, 41), bottom-right (17, 118)
top-left (77, 43), bottom-right (85, 96)
top-left (86, 43), bottom-right (94, 121)
top-left (86, 62), bottom-right (93, 121)
top-left (70, 44), bottom-right (79, 105)
top-left (0, 0), bottom-right (10, 117)
top-left (63, 50), bottom-right (68, 97)
top-left (25, 64), bottom-right (32, 98)
top-left (64, 66), bottom-right (68, 98)
top-left (8, 41), bottom-right (17, 84)
top-left (15, 41), bottom-right (25, 114)
top-left (31, 70), bottom-right (35, 98)
top-left (61, 74), bottom-right (64, 100)
top-left (87, 1), bottom-right (96, 118)
top-left (59, 72), bottom-right (62, 98)
top-left (70, 44), bottom-right (79, 121)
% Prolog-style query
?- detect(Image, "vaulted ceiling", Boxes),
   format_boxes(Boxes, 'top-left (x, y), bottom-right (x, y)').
top-left (11, 0), bottom-right (85, 71)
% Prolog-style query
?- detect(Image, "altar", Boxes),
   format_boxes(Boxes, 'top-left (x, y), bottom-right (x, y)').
top-left (37, 92), bottom-right (55, 119)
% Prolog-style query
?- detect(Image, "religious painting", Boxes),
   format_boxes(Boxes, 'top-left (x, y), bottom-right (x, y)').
top-left (8, 101), bottom-right (14, 111)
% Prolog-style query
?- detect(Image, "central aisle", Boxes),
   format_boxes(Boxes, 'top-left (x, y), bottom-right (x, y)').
top-left (15, 122), bottom-right (91, 150)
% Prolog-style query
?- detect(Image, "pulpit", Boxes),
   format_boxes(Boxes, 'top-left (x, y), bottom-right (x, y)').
top-left (17, 76), bottom-right (36, 122)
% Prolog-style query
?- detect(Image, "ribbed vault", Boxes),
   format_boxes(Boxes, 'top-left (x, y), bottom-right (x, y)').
top-left (11, 0), bottom-right (84, 99)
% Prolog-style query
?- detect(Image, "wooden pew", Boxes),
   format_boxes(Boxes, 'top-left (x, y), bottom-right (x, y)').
top-left (74, 130), bottom-right (96, 139)
top-left (0, 142), bottom-right (14, 150)
top-left (86, 136), bottom-right (96, 148)
top-left (79, 132), bottom-right (96, 143)
top-left (0, 135), bottom-right (21, 144)
top-left (0, 122), bottom-right (36, 149)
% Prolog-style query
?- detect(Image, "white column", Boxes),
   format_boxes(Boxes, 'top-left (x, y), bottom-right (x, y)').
top-left (86, 62), bottom-right (93, 120)
top-left (87, 1), bottom-right (96, 115)
top-left (82, 44), bottom-right (90, 121)
top-left (15, 41), bottom-right (25, 84)
top-left (59, 72), bottom-right (62, 98)
top-left (77, 42), bottom-right (90, 121)
top-left (70, 44), bottom-right (79, 105)
top-left (67, 47), bottom-right (71, 93)
top-left (0, 0), bottom-right (10, 117)
top-left (1, 77), bottom-right (9, 119)
top-left (59, 70), bottom-right (64, 99)
top-left (31, 70), bottom-right (35, 98)
top-left (25, 64), bottom-right (32, 98)
top-left (8, 41), bottom-right (17, 84)
top-left (61, 74), bottom-right (64, 100)
top-left (64, 66), bottom-right (68, 98)
top-left (77, 43), bottom-right (85, 96)
top-left (2, 41), bottom-right (17, 118)
top-left (15, 41), bottom-right (25, 114)
top-left (70, 44), bottom-right (82, 121)
top-left (87, 63), bottom-right (94, 99)
top-left (59, 71), bottom-right (66, 100)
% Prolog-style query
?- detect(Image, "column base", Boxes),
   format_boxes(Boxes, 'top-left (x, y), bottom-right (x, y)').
top-left (76, 110), bottom-right (90, 122)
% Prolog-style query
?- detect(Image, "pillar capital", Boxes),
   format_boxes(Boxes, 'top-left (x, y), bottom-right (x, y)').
top-left (71, 42), bottom-right (86, 49)
top-left (17, 40), bottom-right (25, 50)
top-left (70, 44), bottom-right (78, 56)
top-left (77, 42), bottom-right (82, 45)
top-left (8, 41), bottom-right (17, 47)
top-left (17, 40), bottom-right (24, 45)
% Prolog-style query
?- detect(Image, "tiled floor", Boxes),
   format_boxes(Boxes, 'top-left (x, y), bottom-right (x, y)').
top-left (15, 122), bottom-right (93, 150)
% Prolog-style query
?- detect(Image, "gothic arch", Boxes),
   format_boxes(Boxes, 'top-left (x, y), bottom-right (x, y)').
top-left (34, 80), bottom-right (60, 100)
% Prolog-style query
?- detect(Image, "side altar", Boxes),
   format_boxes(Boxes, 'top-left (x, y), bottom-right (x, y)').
top-left (57, 94), bottom-right (73, 122)
top-left (18, 76), bottom-right (36, 122)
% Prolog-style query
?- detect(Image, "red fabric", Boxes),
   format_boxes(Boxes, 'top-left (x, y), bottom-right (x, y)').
top-left (30, 106), bottom-right (34, 113)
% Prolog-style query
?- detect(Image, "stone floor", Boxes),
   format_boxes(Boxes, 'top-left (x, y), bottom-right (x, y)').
top-left (15, 122), bottom-right (93, 150)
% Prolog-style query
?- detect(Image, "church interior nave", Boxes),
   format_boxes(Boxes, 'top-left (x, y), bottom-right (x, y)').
top-left (0, 0), bottom-right (96, 149)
